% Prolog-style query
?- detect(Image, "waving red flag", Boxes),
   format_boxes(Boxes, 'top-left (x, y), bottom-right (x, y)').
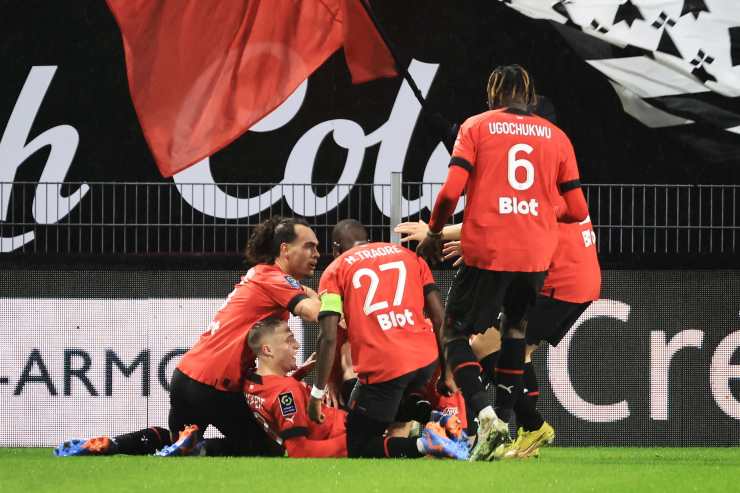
top-left (106, 0), bottom-right (397, 177)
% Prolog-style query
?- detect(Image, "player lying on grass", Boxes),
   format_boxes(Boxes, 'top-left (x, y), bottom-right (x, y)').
top-left (55, 217), bottom-right (324, 457)
top-left (242, 317), bottom-right (348, 457)
top-left (309, 219), bottom-right (469, 460)
top-left (395, 203), bottom-right (600, 459)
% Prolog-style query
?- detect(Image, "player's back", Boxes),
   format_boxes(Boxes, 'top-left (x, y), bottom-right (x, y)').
top-left (178, 264), bottom-right (299, 391)
top-left (542, 216), bottom-right (601, 304)
top-left (455, 108), bottom-right (579, 272)
top-left (319, 242), bottom-right (437, 384)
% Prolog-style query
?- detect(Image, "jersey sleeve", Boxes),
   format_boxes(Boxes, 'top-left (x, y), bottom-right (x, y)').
top-left (318, 261), bottom-right (343, 318)
top-left (556, 133), bottom-right (581, 193)
top-left (266, 379), bottom-right (310, 440)
top-left (450, 119), bottom-right (476, 172)
top-left (261, 273), bottom-right (308, 315)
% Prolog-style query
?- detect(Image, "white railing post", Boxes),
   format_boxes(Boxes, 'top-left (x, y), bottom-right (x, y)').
top-left (390, 172), bottom-right (402, 243)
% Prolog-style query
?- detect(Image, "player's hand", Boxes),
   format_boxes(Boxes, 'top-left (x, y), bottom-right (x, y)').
top-left (442, 241), bottom-right (464, 267)
top-left (436, 374), bottom-right (454, 397)
top-left (416, 235), bottom-right (445, 265)
top-left (394, 220), bottom-right (429, 243)
top-left (289, 352), bottom-right (316, 381)
top-left (303, 285), bottom-right (318, 299)
top-left (308, 396), bottom-right (325, 424)
top-left (323, 382), bottom-right (340, 408)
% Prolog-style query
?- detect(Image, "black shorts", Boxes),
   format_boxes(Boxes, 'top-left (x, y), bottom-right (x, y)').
top-left (348, 361), bottom-right (436, 424)
top-left (525, 296), bottom-right (592, 347)
top-left (168, 368), bottom-right (281, 456)
top-left (445, 265), bottom-right (547, 336)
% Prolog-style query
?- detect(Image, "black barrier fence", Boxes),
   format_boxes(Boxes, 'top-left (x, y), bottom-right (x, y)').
top-left (1, 182), bottom-right (738, 265)
top-left (1, 268), bottom-right (739, 447)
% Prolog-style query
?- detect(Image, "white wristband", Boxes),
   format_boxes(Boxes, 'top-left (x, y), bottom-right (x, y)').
top-left (310, 386), bottom-right (326, 400)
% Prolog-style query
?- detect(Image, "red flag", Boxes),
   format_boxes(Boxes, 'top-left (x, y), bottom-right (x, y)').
top-left (106, 0), bottom-right (397, 177)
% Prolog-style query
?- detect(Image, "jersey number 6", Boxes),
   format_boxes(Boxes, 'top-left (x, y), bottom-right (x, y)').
top-left (508, 143), bottom-right (534, 191)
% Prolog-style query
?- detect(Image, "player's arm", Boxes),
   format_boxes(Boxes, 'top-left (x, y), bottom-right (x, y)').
top-left (556, 135), bottom-right (589, 223)
top-left (558, 185), bottom-right (589, 223)
top-left (419, 123), bottom-right (475, 264)
top-left (395, 220), bottom-right (462, 242)
top-left (293, 286), bottom-right (320, 322)
top-left (425, 287), bottom-right (445, 360)
top-left (308, 293), bottom-right (342, 423)
top-left (284, 434), bottom-right (347, 458)
top-left (418, 256), bottom-right (446, 373)
top-left (418, 166), bottom-right (469, 265)
top-left (427, 165), bottom-right (469, 236)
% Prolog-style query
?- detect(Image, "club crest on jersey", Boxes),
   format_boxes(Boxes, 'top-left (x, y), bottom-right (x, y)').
top-left (284, 275), bottom-right (301, 289)
top-left (279, 392), bottom-right (297, 416)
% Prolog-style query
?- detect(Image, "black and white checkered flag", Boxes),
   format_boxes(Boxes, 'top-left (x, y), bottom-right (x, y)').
top-left (500, 0), bottom-right (740, 135)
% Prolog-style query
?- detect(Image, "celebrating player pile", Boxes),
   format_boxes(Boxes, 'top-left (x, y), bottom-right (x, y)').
top-left (54, 64), bottom-right (595, 463)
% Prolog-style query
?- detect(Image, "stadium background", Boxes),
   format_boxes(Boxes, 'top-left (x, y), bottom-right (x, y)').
top-left (1, 0), bottom-right (739, 450)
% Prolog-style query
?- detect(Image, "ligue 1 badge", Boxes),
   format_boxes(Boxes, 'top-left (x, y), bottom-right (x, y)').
top-left (279, 392), bottom-right (297, 416)
top-left (284, 275), bottom-right (301, 289)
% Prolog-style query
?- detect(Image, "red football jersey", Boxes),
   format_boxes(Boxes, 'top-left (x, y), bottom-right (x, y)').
top-left (542, 216), bottom-right (601, 303)
top-left (453, 108), bottom-right (582, 272)
top-left (423, 366), bottom-right (468, 429)
top-left (319, 242), bottom-right (438, 384)
top-left (177, 264), bottom-right (307, 391)
top-left (244, 373), bottom-right (346, 445)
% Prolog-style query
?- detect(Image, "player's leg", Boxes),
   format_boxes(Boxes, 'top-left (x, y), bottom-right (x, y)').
top-left (162, 368), bottom-right (275, 457)
top-left (508, 299), bottom-right (591, 457)
top-left (200, 384), bottom-right (281, 457)
top-left (444, 267), bottom-right (512, 460)
top-left (470, 325), bottom-right (544, 434)
top-left (493, 273), bottom-right (545, 427)
top-left (345, 372), bottom-right (421, 458)
top-left (53, 426), bottom-right (173, 457)
top-left (346, 363), bottom-right (465, 459)
top-left (443, 266), bottom-right (498, 422)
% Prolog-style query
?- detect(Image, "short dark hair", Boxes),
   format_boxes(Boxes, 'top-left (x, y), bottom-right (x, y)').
top-left (247, 317), bottom-right (285, 354)
top-left (331, 219), bottom-right (369, 254)
top-left (244, 217), bottom-right (310, 265)
top-left (486, 64), bottom-right (537, 110)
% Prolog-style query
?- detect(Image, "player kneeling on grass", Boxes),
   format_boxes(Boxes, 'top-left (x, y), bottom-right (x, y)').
top-left (308, 219), bottom-right (468, 460)
top-left (243, 317), bottom-right (348, 457)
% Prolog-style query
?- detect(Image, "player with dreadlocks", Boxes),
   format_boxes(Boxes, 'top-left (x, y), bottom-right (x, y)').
top-left (417, 64), bottom-right (589, 460)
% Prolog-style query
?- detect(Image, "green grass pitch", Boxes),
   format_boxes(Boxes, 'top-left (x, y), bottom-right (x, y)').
top-left (1, 448), bottom-right (739, 493)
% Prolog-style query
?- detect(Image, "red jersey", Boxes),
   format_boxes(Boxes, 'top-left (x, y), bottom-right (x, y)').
top-left (177, 264), bottom-right (307, 391)
top-left (423, 373), bottom-right (468, 430)
top-left (452, 108), bottom-right (582, 272)
top-left (319, 242), bottom-right (438, 384)
top-left (542, 216), bottom-right (601, 303)
top-left (244, 373), bottom-right (346, 452)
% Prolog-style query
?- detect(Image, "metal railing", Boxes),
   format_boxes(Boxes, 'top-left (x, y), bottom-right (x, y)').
top-left (0, 179), bottom-right (737, 256)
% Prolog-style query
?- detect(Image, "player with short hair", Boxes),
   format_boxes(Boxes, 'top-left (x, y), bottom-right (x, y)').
top-left (244, 318), bottom-right (347, 457)
top-left (55, 217), bottom-right (322, 457)
top-left (308, 219), bottom-right (468, 460)
top-left (416, 64), bottom-right (589, 461)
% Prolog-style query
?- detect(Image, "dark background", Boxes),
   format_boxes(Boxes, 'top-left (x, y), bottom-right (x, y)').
top-left (0, 1), bottom-right (737, 267)
top-left (1, 0), bottom-right (738, 185)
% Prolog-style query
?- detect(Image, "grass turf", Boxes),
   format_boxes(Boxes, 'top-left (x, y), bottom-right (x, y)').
top-left (1, 448), bottom-right (738, 493)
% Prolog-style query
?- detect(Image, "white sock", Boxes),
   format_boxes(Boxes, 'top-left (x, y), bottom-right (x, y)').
top-left (416, 437), bottom-right (425, 454)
